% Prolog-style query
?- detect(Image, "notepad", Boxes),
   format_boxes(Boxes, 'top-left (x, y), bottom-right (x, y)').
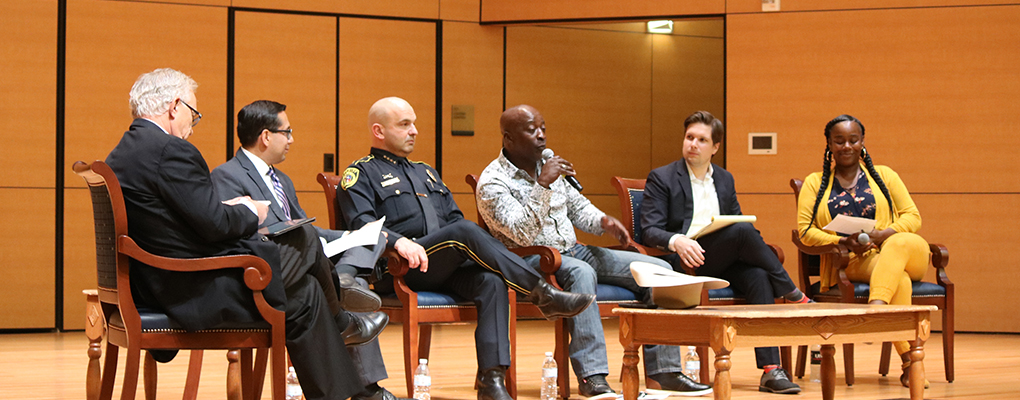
top-left (688, 215), bottom-right (757, 239)
top-left (258, 217), bottom-right (315, 237)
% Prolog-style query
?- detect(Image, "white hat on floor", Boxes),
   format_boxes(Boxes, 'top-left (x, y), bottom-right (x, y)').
top-left (629, 261), bottom-right (729, 309)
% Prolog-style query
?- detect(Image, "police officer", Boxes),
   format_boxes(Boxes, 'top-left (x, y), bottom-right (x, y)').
top-left (336, 97), bottom-right (595, 400)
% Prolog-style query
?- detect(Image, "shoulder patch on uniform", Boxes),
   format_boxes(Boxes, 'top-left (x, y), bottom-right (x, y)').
top-left (341, 168), bottom-right (360, 190)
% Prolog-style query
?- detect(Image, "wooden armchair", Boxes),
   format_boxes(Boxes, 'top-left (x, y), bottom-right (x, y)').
top-left (75, 161), bottom-right (285, 400)
top-left (317, 173), bottom-right (529, 398)
top-left (789, 178), bottom-right (954, 384)
top-left (610, 176), bottom-right (793, 382)
top-left (466, 174), bottom-right (642, 399)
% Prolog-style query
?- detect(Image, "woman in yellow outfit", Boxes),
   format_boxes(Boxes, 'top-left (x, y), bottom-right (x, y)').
top-left (797, 114), bottom-right (931, 388)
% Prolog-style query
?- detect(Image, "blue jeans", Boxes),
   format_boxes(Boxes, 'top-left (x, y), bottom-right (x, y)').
top-left (527, 244), bottom-right (685, 380)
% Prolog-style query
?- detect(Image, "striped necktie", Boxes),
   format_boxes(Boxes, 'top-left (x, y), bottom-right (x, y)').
top-left (267, 167), bottom-right (292, 220)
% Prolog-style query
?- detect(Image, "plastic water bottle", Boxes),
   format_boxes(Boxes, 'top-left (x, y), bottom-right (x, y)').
top-left (413, 358), bottom-right (431, 400)
top-left (683, 346), bottom-right (700, 383)
top-left (286, 366), bottom-right (303, 400)
top-left (809, 345), bottom-right (822, 383)
top-left (541, 352), bottom-right (558, 400)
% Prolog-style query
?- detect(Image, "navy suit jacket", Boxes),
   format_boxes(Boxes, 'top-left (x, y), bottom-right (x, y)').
top-left (210, 149), bottom-right (343, 241)
top-left (105, 119), bottom-right (286, 331)
top-left (640, 160), bottom-right (742, 251)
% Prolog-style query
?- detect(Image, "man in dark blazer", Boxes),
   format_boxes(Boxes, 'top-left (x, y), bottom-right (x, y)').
top-left (212, 100), bottom-right (403, 400)
top-left (105, 68), bottom-right (378, 400)
top-left (640, 111), bottom-right (806, 395)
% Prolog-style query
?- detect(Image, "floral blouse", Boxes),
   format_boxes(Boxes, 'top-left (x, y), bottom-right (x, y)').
top-left (826, 169), bottom-right (877, 234)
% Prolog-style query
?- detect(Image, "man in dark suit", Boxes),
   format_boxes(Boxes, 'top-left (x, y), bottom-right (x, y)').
top-left (640, 110), bottom-right (806, 395)
top-left (105, 68), bottom-right (381, 400)
top-left (212, 100), bottom-right (403, 400)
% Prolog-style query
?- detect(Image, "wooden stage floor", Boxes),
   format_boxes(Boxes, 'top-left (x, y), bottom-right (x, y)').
top-left (1, 320), bottom-right (1016, 399)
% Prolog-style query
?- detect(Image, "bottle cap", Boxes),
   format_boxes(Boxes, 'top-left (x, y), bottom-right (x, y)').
top-left (545, 351), bottom-right (553, 357)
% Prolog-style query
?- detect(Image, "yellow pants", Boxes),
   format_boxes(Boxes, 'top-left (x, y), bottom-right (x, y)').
top-left (845, 232), bottom-right (930, 355)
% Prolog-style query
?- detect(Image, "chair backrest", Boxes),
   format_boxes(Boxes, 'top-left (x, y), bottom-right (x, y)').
top-left (316, 173), bottom-right (344, 230)
top-left (610, 177), bottom-right (646, 244)
top-left (73, 161), bottom-right (136, 327)
top-left (789, 178), bottom-right (822, 281)
top-left (463, 174), bottom-right (492, 232)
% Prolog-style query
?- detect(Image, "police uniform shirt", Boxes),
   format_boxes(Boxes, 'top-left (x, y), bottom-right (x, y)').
top-left (337, 147), bottom-right (462, 246)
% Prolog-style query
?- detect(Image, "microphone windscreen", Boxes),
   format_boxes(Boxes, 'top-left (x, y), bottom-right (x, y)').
top-left (541, 148), bottom-right (554, 160)
top-left (857, 232), bottom-right (871, 245)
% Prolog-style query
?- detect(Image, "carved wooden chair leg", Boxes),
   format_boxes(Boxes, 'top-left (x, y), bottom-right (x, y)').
top-left (227, 349), bottom-right (242, 400)
top-left (418, 325), bottom-right (434, 362)
top-left (842, 343), bottom-right (855, 386)
top-left (250, 348), bottom-right (269, 400)
top-left (240, 349), bottom-right (254, 400)
top-left (878, 342), bottom-right (893, 376)
top-left (794, 345), bottom-right (808, 378)
top-left (780, 346), bottom-right (792, 373)
top-left (100, 343), bottom-right (119, 400)
top-left (554, 318), bottom-right (570, 400)
top-left (83, 290), bottom-right (104, 400)
top-left (122, 346), bottom-right (142, 400)
top-left (183, 350), bottom-right (204, 400)
top-left (143, 351), bottom-right (157, 400)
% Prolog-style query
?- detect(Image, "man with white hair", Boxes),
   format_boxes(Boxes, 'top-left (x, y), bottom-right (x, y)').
top-left (105, 68), bottom-right (378, 400)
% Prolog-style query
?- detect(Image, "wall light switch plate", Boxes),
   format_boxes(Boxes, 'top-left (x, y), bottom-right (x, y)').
top-left (762, 0), bottom-right (780, 12)
top-left (748, 133), bottom-right (777, 155)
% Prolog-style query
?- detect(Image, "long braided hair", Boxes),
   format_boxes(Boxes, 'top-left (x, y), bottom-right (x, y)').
top-left (801, 115), bottom-right (894, 238)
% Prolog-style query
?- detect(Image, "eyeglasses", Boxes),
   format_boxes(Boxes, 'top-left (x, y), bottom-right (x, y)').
top-left (178, 99), bottom-right (202, 127)
top-left (268, 128), bottom-right (293, 140)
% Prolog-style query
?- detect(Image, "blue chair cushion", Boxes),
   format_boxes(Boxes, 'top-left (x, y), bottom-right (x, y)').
top-left (811, 281), bottom-right (946, 299)
top-left (109, 307), bottom-right (270, 332)
top-left (380, 291), bottom-right (474, 308)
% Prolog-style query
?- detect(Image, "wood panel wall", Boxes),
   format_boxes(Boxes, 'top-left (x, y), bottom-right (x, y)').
top-left (8, 0), bottom-right (1016, 334)
top-left (0, 1), bottom-right (57, 329)
top-left (726, 4), bottom-right (1020, 332)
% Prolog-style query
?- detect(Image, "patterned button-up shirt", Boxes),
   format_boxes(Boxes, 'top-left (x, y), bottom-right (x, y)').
top-left (476, 150), bottom-right (605, 252)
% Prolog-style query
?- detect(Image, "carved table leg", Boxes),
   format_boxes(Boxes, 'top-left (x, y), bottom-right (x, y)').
top-left (908, 344), bottom-right (927, 400)
top-left (820, 345), bottom-right (836, 400)
top-left (713, 350), bottom-right (731, 400)
top-left (622, 344), bottom-right (640, 400)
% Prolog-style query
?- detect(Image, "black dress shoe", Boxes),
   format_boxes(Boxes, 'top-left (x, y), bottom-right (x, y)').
top-left (476, 366), bottom-right (513, 400)
top-left (338, 273), bottom-right (382, 313)
top-left (578, 374), bottom-right (616, 399)
top-left (352, 385), bottom-right (410, 400)
top-left (647, 372), bottom-right (712, 397)
top-left (527, 280), bottom-right (596, 320)
top-left (342, 311), bottom-right (388, 346)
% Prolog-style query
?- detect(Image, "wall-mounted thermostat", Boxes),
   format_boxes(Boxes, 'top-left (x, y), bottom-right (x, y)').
top-left (748, 132), bottom-right (777, 155)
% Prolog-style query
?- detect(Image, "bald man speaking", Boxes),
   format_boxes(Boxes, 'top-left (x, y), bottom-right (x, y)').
top-left (336, 97), bottom-right (595, 400)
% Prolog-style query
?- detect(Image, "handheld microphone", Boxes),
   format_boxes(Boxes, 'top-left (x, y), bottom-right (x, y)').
top-left (542, 149), bottom-right (583, 192)
top-left (857, 232), bottom-right (871, 246)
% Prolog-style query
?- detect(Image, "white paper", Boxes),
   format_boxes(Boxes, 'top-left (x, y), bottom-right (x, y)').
top-left (320, 216), bottom-right (386, 258)
top-left (822, 214), bottom-right (876, 235)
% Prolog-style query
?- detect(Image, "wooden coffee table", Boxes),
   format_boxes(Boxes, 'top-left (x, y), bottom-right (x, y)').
top-left (614, 303), bottom-right (936, 400)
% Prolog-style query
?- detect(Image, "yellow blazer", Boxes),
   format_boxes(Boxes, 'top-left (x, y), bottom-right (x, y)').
top-left (796, 164), bottom-right (922, 288)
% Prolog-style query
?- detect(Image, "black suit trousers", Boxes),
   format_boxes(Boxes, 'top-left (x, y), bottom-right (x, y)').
top-left (272, 225), bottom-right (362, 400)
top-left (664, 222), bottom-right (797, 368)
